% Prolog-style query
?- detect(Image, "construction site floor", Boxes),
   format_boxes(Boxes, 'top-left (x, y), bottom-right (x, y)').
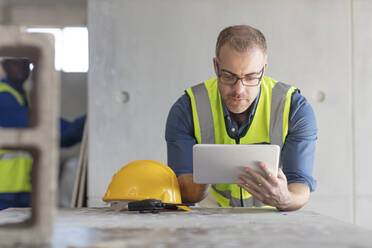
top-left (1, 207), bottom-right (372, 247)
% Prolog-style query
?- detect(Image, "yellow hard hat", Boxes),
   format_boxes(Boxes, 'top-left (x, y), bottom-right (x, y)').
top-left (102, 160), bottom-right (190, 211)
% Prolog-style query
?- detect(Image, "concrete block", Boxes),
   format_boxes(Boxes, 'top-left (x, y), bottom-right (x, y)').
top-left (0, 26), bottom-right (59, 246)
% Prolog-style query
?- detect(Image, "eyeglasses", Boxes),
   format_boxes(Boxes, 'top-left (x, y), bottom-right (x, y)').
top-left (216, 61), bottom-right (265, 87)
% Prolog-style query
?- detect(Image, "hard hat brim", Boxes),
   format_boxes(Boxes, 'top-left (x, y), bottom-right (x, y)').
top-left (178, 206), bottom-right (192, 211)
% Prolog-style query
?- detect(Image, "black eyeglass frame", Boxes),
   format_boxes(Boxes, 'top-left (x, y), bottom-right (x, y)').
top-left (216, 61), bottom-right (265, 87)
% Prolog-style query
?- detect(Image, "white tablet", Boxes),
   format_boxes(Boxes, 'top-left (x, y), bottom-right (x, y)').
top-left (193, 144), bottom-right (280, 184)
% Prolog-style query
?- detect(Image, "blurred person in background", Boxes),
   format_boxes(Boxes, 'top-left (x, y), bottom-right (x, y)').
top-left (0, 57), bottom-right (85, 210)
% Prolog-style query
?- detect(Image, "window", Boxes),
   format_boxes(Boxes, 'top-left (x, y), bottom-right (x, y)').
top-left (27, 27), bottom-right (89, 72)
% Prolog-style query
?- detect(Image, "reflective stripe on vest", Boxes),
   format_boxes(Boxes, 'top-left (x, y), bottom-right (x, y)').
top-left (0, 82), bottom-right (30, 107)
top-left (0, 149), bottom-right (33, 193)
top-left (186, 76), bottom-right (296, 207)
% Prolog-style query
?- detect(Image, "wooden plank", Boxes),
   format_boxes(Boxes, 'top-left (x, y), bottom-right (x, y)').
top-left (71, 121), bottom-right (88, 208)
top-left (77, 132), bottom-right (88, 207)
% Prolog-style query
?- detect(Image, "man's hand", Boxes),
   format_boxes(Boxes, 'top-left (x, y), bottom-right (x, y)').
top-left (237, 162), bottom-right (310, 211)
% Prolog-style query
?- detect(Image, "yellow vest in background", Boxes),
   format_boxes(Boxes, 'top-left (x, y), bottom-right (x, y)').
top-left (0, 81), bottom-right (30, 107)
top-left (0, 150), bottom-right (32, 193)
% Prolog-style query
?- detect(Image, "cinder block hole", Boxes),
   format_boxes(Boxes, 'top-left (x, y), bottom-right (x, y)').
top-left (0, 46), bottom-right (41, 128)
top-left (0, 146), bottom-right (39, 227)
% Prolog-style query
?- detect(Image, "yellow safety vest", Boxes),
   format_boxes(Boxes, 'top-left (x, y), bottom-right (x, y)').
top-left (186, 76), bottom-right (296, 207)
top-left (0, 81), bottom-right (30, 107)
top-left (0, 150), bottom-right (32, 193)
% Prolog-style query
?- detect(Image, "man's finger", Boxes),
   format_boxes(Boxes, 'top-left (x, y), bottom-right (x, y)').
top-left (239, 174), bottom-right (269, 196)
top-left (239, 175), bottom-right (259, 190)
top-left (238, 183), bottom-right (264, 202)
top-left (259, 162), bottom-right (277, 184)
top-left (238, 183), bottom-right (278, 207)
top-left (244, 167), bottom-right (271, 189)
top-left (277, 168), bottom-right (286, 179)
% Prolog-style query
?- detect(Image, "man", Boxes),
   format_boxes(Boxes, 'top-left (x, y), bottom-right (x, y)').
top-left (0, 57), bottom-right (85, 210)
top-left (0, 57), bottom-right (33, 209)
top-left (165, 25), bottom-right (317, 211)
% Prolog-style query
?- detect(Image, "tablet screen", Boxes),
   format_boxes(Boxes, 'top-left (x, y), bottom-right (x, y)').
top-left (193, 144), bottom-right (280, 184)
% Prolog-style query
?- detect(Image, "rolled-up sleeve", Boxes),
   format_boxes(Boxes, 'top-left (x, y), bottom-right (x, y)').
top-left (281, 91), bottom-right (318, 192)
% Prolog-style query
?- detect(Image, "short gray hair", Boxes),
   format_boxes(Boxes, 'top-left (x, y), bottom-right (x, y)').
top-left (215, 25), bottom-right (267, 58)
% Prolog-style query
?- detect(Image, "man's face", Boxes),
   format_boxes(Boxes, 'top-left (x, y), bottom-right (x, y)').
top-left (3, 58), bottom-right (31, 85)
top-left (214, 44), bottom-right (267, 114)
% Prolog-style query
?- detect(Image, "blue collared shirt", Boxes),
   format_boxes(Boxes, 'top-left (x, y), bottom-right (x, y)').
top-left (165, 84), bottom-right (318, 191)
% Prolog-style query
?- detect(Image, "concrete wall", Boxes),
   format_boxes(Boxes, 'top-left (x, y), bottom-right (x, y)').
top-left (88, 0), bottom-right (372, 229)
top-left (60, 72), bottom-right (87, 120)
top-left (353, 0), bottom-right (372, 229)
top-left (0, 0), bottom-right (86, 27)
